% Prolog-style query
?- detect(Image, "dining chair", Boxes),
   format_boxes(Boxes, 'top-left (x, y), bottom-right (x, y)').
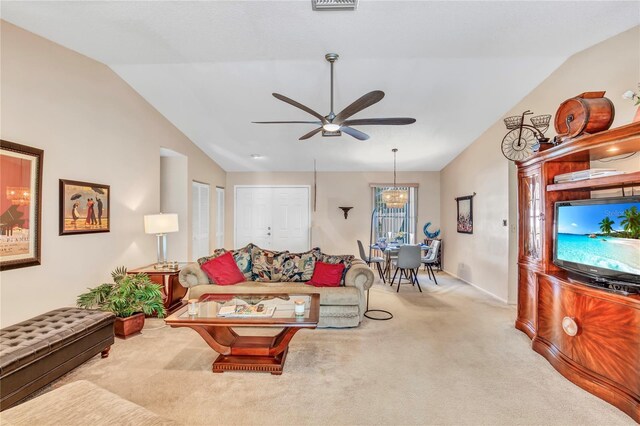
top-left (422, 240), bottom-right (434, 270)
top-left (391, 245), bottom-right (422, 292)
top-left (421, 240), bottom-right (441, 285)
top-left (357, 240), bottom-right (386, 283)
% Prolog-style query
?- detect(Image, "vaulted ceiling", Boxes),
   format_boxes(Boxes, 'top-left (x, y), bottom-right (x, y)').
top-left (2, 1), bottom-right (638, 171)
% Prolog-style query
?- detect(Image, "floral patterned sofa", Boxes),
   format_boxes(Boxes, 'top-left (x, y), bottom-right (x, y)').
top-left (178, 244), bottom-right (374, 328)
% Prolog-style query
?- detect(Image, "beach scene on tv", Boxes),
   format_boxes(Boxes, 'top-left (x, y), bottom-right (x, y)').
top-left (556, 201), bottom-right (640, 276)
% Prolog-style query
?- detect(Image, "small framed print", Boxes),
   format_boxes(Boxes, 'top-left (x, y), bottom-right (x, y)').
top-left (456, 195), bottom-right (473, 234)
top-left (60, 179), bottom-right (110, 235)
top-left (0, 140), bottom-right (43, 270)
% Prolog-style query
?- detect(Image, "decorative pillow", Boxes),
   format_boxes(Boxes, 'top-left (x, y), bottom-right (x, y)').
top-left (320, 253), bottom-right (355, 285)
top-left (232, 243), bottom-right (254, 280)
top-left (307, 261), bottom-right (345, 287)
top-left (252, 246), bottom-right (288, 282)
top-left (270, 251), bottom-right (289, 282)
top-left (197, 245), bottom-right (253, 280)
top-left (321, 253), bottom-right (355, 267)
top-left (200, 252), bottom-right (245, 285)
top-left (280, 248), bottom-right (322, 282)
top-left (197, 248), bottom-right (227, 266)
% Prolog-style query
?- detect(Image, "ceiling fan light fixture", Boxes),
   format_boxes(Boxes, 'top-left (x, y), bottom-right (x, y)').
top-left (322, 123), bottom-right (341, 132)
top-left (254, 54), bottom-right (415, 141)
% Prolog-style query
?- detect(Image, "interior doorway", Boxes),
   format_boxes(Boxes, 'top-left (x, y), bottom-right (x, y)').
top-left (160, 148), bottom-right (188, 262)
top-left (234, 186), bottom-right (310, 252)
top-left (192, 181), bottom-right (210, 260)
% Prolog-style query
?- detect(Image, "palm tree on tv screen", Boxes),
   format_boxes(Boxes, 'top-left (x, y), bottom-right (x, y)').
top-left (618, 206), bottom-right (640, 239)
top-left (598, 217), bottom-right (614, 235)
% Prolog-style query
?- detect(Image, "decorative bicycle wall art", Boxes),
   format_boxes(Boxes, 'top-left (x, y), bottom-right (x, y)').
top-left (501, 110), bottom-right (553, 162)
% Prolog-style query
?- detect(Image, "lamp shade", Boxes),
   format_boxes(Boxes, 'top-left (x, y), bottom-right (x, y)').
top-left (144, 213), bottom-right (179, 234)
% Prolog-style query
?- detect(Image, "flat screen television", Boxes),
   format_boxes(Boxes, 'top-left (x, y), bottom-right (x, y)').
top-left (553, 196), bottom-right (640, 286)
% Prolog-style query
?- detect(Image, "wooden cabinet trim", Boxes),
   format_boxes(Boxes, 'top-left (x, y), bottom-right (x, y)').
top-left (518, 122), bottom-right (640, 166)
top-left (542, 272), bottom-right (640, 308)
top-left (532, 336), bottom-right (640, 423)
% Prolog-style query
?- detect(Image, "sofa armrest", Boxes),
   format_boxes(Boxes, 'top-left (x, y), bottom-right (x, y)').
top-left (344, 261), bottom-right (374, 292)
top-left (179, 263), bottom-right (211, 288)
top-left (344, 261), bottom-right (374, 322)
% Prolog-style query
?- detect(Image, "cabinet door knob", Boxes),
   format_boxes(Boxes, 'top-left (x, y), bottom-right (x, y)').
top-left (562, 316), bottom-right (578, 336)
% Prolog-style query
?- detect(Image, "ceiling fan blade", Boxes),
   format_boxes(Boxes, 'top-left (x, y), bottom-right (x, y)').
top-left (299, 127), bottom-right (323, 140)
top-left (334, 90), bottom-right (385, 123)
top-left (340, 126), bottom-right (370, 141)
top-left (342, 117), bottom-right (416, 126)
top-left (252, 121), bottom-right (322, 124)
top-left (272, 93), bottom-right (327, 123)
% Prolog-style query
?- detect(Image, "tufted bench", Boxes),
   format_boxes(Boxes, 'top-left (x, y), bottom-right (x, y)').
top-left (0, 307), bottom-right (115, 410)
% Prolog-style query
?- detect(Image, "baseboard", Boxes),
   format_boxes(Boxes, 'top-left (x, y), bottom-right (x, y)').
top-left (442, 269), bottom-right (509, 304)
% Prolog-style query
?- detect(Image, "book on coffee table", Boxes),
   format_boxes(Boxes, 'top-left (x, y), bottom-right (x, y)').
top-left (218, 303), bottom-right (276, 318)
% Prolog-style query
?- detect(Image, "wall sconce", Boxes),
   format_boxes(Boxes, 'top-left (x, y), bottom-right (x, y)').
top-left (339, 207), bottom-right (353, 219)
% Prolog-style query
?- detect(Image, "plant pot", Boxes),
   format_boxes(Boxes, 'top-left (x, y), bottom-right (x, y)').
top-left (114, 312), bottom-right (145, 338)
top-left (634, 106), bottom-right (640, 123)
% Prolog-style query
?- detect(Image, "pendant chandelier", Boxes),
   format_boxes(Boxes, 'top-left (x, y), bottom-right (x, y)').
top-left (381, 148), bottom-right (408, 209)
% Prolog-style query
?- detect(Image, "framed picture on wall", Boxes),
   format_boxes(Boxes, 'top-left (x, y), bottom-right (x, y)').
top-left (0, 140), bottom-right (44, 271)
top-left (456, 195), bottom-right (474, 234)
top-left (59, 179), bottom-right (110, 235)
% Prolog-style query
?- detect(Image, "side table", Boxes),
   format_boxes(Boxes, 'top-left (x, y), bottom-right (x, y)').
top-left (127, 264), bottom-right (188, 315)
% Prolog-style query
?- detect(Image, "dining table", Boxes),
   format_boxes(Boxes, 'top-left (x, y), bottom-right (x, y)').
top-left (370, 242), bottom-right (431, 281)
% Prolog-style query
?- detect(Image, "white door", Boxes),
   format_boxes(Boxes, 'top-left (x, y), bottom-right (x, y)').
top-left (272, 187), bottom-right (309, 252)
top-left (236, 187), bottom-right (273, 249)
top-left (192, 181), bottom-right (210, 260)
top-left (215, 187), bottom-right (225, 248)
top-left (235, 186), bottom-right (310, 251)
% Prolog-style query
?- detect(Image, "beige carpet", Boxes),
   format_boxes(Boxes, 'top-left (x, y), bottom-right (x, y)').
top-left (49, 272), bottom-right (634, 425)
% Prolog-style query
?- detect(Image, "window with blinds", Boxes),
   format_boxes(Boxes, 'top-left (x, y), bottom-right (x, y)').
top-left (371, 185), bottom-right (418, 244)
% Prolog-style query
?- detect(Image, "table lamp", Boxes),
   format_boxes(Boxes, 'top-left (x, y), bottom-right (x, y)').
top-left (144, 213), bottom-right (179, 267)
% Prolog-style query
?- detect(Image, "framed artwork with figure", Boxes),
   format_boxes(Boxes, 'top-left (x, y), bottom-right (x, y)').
top-left (0, 140), bottom-right (44, 271)
top-left (456, 195), bottom-right (474, 234)
top-left (59, 179), bottom-right (110, 235)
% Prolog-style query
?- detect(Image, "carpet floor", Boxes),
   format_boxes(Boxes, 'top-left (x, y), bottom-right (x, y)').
top-left (50, 271), bottom-right (634, 425)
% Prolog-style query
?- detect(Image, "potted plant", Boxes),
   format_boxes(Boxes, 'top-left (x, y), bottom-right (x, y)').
top-left (77, 266), bottom-right (166, 338)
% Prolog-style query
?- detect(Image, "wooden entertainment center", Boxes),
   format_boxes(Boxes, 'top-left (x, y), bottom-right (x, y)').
top-left (516, 121), bottom-right (640, 422)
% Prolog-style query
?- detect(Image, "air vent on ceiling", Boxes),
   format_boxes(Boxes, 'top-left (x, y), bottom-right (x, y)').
top-left (312, 0), bottom-right (358, 11)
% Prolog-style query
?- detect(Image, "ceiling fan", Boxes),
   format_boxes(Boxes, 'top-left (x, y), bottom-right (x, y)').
top-left (252, 53), bottom-right (416, 141)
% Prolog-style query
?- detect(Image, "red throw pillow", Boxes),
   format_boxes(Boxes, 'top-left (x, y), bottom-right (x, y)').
top-left (201, 252), bottom-right (245, 285)
top-left (307, 262), bottom-right (345, 287)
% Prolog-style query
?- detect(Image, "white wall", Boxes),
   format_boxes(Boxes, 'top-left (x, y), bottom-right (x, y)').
top-left (440, 26), bottom-right (640, 303)
top-left (440, 143), bottom-right (510, 302)
top-left (0, 21), bottom-right (226, 326)
top-left (225, 171), bottom-right (440, 256)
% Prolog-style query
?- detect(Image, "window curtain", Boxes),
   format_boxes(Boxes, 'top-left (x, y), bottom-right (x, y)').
top-left (371, 185), bottom-right (418, 244)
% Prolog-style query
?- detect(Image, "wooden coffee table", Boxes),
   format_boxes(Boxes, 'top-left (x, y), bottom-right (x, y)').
top-left (165, 293), bottom-right (319, 375)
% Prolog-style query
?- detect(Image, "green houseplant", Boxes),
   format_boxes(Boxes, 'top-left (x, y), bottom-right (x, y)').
top-left (77, 266), bottom-right (166, 338)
